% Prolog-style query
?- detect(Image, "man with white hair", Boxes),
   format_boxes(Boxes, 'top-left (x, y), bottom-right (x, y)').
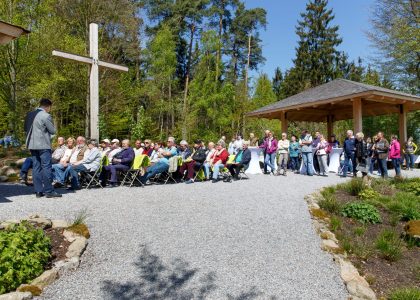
top-left (227, 141), bottom-right (251, 180)
top-left (107, 139), bottom-right (121, 161)
top-left (341, 129), bottom-right (357, 177)
top-left (140, 137), bottom-right (178, 184)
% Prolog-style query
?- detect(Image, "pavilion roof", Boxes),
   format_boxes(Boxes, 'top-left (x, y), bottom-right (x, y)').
top-left (247, 79), bottom-right (420, 120)
top-left (0, 21), bottom-right (30, 45)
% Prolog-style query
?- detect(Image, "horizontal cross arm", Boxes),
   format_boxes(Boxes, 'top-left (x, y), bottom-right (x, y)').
top-left (98, 61), bottom-right (128, 72)
top-left (52, 50), bottom-right (93, 65)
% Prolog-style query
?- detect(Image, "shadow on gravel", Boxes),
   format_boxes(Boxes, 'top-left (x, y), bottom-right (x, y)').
top-left (101, 246), bottom-right (271, 300)
top-left (0, 183), bottom-right (74, 203)
top-left (0, 183), bottom-right (33, 203)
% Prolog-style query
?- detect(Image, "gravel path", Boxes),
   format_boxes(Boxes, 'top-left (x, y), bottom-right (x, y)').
top-left (0, 172), bottom-right (361, 300)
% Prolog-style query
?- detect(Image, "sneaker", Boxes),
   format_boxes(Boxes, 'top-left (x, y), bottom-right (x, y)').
top-left (53, 181), bottom-right (64, 188)
top-left (185, 179), bottom-right (194, 184)
top-left (35, 192), bottom-right (44, 198)
top-left (212, 179), bottom-right (218, 183)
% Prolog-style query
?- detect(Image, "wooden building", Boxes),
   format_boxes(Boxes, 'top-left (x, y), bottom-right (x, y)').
top-left (0, 20), bottom-right (30, 45)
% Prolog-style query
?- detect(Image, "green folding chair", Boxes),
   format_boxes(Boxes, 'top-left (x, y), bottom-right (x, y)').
top-left (84, 155), bottom-right (109, 189)
top-left (120, 155), bottom-right (150, 187)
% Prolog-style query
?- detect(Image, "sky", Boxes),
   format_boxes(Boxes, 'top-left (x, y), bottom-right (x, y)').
top-left (244, 0), bottom-right (376, 79)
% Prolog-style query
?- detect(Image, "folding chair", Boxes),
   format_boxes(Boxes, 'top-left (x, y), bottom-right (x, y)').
top-left (238, 163), bottom-right (250, 180)
top-left (120, 155), bottom-right (150, 187)
top-left (83, 155), bottom-right (109, 189)
top-left (164, 156), bottom-right (182, 184)
top-left (193, 164), bottom-right (206, 181)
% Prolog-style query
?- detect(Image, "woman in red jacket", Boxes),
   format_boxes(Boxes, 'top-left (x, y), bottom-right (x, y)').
top-left (210, 142), bottom-right (229, 183)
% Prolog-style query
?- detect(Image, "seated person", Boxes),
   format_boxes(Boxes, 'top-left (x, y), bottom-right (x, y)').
top-left (203, 142), bottom-right (216, 180)
top-left (209, 142), bottom-right (229, 183)
top-left (101, 139), bottom-right (134, 187)
top-left (52, 137), bottom-right (78, 187)
top-left (107, 139), bottom-right (122, 161)
top-left (227, 141), bottom-right (251, 180)
top-left (149, 142), bottom-right (161, 165)
top-left (100, 139), bottom-right (111, 156)
top-left (178, 140), bottom-right (207, 184)
top-left (51, 136), bottom-right (66, 164)
top-left (134, 139), bottom-right (144, 156)
top-left (19, 157), bottom-right (33, 185)
top-left (144, 139), bottom-right (153, 156)
top-left (140, 137), bottom-right (178, 184)
top-left (64, 139), bottom-right (102, 190)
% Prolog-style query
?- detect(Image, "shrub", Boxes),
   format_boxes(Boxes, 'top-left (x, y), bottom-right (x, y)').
top-left (371, 179), bottom-right (396, 196)
top-left (375, 229), bottom-right (403, 261)
top-left (394, 177), bottom-right (420, 196)
top-left (358, 188), bottom-right (380, 201)
top-left (341, 202), bottom-right (382, 224)
top-left (341, 178), bottom-right (366, 196)
top-left (388, 287), bottom-right (420, 300)
top-left (387, 192), bottom-right (420, 221)
top-left (330, 216), bottom-right (342, 232)
top-left (0, 222), bottom-right (51, 294)
top-left (319, 194), bottom-right (341, 214)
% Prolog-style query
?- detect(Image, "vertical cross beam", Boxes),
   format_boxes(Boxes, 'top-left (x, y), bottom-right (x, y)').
top-left (89, 23), bottom-right (99, 140)
top-left (352, 98), bottom-right (362, 134)
top-left (280, 111), bottom-right (288, 134)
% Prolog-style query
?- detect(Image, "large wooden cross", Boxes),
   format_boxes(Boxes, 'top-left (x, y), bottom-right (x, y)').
top-left (52, 23), bottom-right (128, 140)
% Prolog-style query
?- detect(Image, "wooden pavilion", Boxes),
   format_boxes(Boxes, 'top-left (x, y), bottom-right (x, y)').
top-left (247, 79), bottom-right (420, 143)
top-left (0, 20), bottom-right (30, 45)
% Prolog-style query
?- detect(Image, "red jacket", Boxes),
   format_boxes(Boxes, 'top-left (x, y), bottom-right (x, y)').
top-left (211, 148), bottom-right (229, 165)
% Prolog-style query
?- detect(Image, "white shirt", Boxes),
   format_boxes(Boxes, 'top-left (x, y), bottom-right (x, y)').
top-left (134, 147), bottom-right (144, 156)
top-left (61, 148), bottom-right (74, 163)
top-left (107, 148), bottom-right (121, 161)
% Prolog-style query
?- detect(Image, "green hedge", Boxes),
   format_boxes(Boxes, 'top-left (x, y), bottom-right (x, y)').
top-left (0, 222), bottom-right (51, 294)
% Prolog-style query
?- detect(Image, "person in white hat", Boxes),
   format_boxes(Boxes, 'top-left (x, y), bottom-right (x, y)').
top-left (107, 139), bottom-right (122, 161)
top-left (100, 139), bottom-right (111, 157)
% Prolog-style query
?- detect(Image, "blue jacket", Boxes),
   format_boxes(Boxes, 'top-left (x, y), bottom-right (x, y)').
top-left (238, 148), bottom-right (251, 165)
top-left (343, 138), bottom-right (356, 155)
top-left (114, 147), bottom-right (135, 166)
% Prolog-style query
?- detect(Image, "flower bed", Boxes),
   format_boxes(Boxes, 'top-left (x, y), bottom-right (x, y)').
top-left (0, 215), bottom-right (89, 299)
top-left (307, 177), bottom-right (420, 300)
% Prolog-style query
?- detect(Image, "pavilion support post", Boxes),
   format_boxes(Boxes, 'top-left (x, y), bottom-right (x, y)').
top-left (327, 115), bottom-right (334, 139)
top-left (280, 111), bottom-right (288, 134)
top-left (398, 104), bottom-right (407, 150)
top-left (352, 98), bottom-right (362, 134)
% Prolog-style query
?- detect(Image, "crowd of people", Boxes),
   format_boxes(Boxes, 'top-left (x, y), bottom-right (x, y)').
top-left (21, 99), bottom-right (418, 198)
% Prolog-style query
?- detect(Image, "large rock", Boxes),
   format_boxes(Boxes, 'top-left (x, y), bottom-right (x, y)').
top-left (31, 269), bottom-right (59, 289)
top-left (321, 239), bottom-right (340, 252)
top-left (26, 215), bottom-right (52, 229)
top-left (54, 257), bottom-right (80, 275)
top-left (0, 292), bottom-right (32, 300)
top-left (52, 219), bottom-right (69, 228)
top-left (66, 237), bottom-right (88, 258)
top-left (5, 168), bottom-right (18, 177)
top-left (0, 175), bottom-right (8, 182)
top-left (63, 229), bottom-right (78, 242)
top-left (346, 280), bottom-right (377, 300)
top-left (0, 219), bottom-right (20, 229)
top-left (0, 166), bottom-right (11, 176)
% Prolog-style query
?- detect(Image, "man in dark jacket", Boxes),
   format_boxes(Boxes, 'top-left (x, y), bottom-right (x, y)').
top-left (24, 98), bottom-right (61, 198)
top-left (341, 130), bottom-right (357, 178)
top-left (227, 141), bottom-right (251, 180)
top-left (101, 139), bottom-right (134, 187)
top-left (179, 140), bottom-right (207, 184)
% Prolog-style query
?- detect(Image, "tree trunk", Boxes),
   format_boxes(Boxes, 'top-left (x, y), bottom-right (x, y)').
top-left (169, 78), bottom-right (174, 131)
top-left (216, 11), bottom-right (223, 83)
top-left (181, 23), bottom-right (196, 140)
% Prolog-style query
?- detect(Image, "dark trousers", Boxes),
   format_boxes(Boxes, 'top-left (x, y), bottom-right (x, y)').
top-left (67, 165), bottom-right (88, 188)
top-left (30, 149), bottom-right (53, 193)
top-left (290, 156), bottom-right (299, 171)
top-left (179, 161), bottom-right (201, 179)
top-left (343, 152), bottom-right (357, 177)
top-left (102, 164), bottom-right (130, 183)
top-left (20, 157), bottom-right (33, 179)
top-left (227, 163), bottom-right (244, 178)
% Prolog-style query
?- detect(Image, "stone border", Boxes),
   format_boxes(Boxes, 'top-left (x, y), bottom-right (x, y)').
top-left (305, 192), bottom-right (377, 300)
top-left (0, 215), bottom-right (89, 300)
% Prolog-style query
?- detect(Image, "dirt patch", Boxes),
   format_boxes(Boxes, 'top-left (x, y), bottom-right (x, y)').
top-left (44, 227), bottom-right (71, 269)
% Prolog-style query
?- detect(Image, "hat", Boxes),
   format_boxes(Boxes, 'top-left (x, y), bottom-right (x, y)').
top-left (111, 139), bottom-right (120, 144)
top-left (101, 138), bottom-right (111, 144)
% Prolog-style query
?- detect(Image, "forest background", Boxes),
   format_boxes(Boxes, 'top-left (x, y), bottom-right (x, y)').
top-left (0, 0), bottom-right (419, 144)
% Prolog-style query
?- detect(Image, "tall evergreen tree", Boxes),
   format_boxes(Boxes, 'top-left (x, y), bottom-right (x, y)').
top-left (272, 67), bottom-right (284, 100)
top-left (283, 0), bottom-right (342, 96)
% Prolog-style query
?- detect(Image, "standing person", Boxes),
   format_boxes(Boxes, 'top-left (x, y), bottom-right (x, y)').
top-left (389, 135), bottom-right (401, 177)
top-left (329, 134), bottom-right (340, 148)
top-left (276, 132), bottom-right (290, 176)
top-left (312, 132), bottom-right (321, 174)
top-left (259, 131), bottom-right (277, 175)
top-left (233, 134), bottom-right (244, 154)
top-left (315, 134), bottom-right (329, 176)
top-left (404, 137), bottom-right (417, 170)
top-left (248, 133), bottom-right (259, 146)
top-left (366, 137), bottom-right (374, 176)
top-left (289, 135), bottom-right (300, 173)
top-left (355, 132), bottom-right (368, 179)
top-left (24, 98), bottom-right (61, 198)
top-left (299, 130), bottom-right (314, 176)
top-left (341, 130), bottom-right (356, 178)
top-left (375, 131), bottom-right (389, 178)
top-left (260, 130), bottom-right (270, 173)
